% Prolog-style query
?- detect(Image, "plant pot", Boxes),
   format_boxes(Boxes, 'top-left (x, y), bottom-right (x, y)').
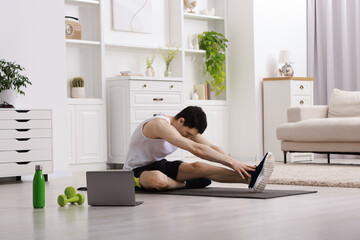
top-left (0, 89), bottom-right (18, 107)
top-left (146, 67), bottom-right (155, 77)
top-left (71, 87), bottom-right (85, 98)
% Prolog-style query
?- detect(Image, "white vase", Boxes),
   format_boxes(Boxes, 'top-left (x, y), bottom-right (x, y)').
top-left (209, 8), bottom-right (215, 16)
top-left (0, 89), bottom-right (18, 107)
top-left (193, 34), bottom-right (199, 50)
top-left (146, 67), bottom-right (155, 77)
top-left (146, 68), bottom-right (152, 77)
top-left (187, 36), bottom-right (194, 49)
top-left (71, 87), bottom-right (85, 98)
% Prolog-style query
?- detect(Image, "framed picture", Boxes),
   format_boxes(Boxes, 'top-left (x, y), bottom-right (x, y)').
top-left (112, 0), bottom-right (152, 34)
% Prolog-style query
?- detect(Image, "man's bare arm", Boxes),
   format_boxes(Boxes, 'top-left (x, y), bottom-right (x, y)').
top-left (147, 119), bottom-right (255, 178)
top-left (190, 134), bottom-right (227, 155)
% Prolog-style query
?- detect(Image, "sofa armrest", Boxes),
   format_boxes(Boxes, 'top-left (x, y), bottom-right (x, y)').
top-left (287, 105), bottom-right (329, 123)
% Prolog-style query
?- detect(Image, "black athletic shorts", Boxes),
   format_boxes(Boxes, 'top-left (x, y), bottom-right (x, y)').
top-left (132, 159), bottom-right (183, 180)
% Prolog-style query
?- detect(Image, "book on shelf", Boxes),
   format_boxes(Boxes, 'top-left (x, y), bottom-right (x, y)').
top-left (119, 71), bottom-right (143, 76)
top-left (194, 84), bottom-right (210, 100)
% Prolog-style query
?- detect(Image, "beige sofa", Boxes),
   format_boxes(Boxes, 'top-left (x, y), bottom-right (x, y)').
top-left (276, 88), bottom-right (360, 163)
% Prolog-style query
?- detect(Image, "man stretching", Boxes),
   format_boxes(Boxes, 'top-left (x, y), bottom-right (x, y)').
top-left (124, 106), bottom-right (275, 192)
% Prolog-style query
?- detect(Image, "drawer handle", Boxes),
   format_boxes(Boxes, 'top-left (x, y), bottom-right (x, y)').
top-left (153, 98), bottom-right (164, 102)
top-left (16, 119), bottom-right (30, 122)
top-left (16, 150), bottom-right (30, 153)
top-left (299, 85), bottom-right (304, 89)
top-left (15, 110), bottom-right (30, 113)
top-left (170, 85), bottom-right (174, 88)
top-left (16, 129), bottom-right (30, 132)
top-left (300, 100), bottom-right (304, 105)
top-left (16, 138), bottom-right (30, 141)
top-left (16, 161), bottom-right (30, 165)
top-left (143, 84), bottom-right (147, 88)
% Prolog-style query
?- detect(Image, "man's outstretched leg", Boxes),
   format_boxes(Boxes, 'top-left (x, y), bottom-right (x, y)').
top-left (177, 152), bottom-right (275, 192)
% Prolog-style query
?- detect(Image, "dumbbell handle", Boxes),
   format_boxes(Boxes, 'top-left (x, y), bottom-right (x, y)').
top-left (58, 193), bottom-right (85, 206)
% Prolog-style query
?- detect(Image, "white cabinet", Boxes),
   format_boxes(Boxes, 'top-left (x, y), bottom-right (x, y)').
top-left (263, 77), bottom-right (314, 162)
top-left (0, 109), bottom-right (53, 178)
top-left (67, 104), bottom-right (106, 165)
top-left (106, 77), bottom-right (184, 165)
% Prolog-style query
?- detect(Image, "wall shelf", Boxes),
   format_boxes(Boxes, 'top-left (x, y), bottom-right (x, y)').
top-left (105, 42), bottom-right (179, 51)
top-left (65, 39), bottom-right (101, 46)
top-left (184, 13), bottom-right (224, 21)
top-left (65, 0), bottom-right (99, 5)
top-left (184, 49), bottom-right (206, 54)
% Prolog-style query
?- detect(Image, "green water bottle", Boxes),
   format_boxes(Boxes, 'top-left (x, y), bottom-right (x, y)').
top-left (33, 165), bottom-right (45, 208)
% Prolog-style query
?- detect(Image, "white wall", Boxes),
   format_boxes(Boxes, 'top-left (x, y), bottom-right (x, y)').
top-left (228, 0), bottom-right (258, 161)
top-left (0, 1), bottom-right (68, 172)
top-left (228, 0), bottom-right (307, 162)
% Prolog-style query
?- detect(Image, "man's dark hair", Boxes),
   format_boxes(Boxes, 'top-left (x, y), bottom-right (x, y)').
top-left (174, 106), bottom-right (207, 134)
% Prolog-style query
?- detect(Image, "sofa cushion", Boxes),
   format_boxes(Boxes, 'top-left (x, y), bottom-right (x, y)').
top-left (277, 117), bottom-right (360, 142)
top-left (328, 88), bottom-right (360, 118)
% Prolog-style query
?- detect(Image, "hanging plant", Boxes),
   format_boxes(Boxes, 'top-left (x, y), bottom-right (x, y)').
top-left (198, 31), bottom-right (228, 95)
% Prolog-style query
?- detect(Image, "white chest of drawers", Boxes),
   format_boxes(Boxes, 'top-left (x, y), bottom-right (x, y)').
top-left (263, 77), bottom-right (314, 162)
top-left (106, 77), bottom-right (184, 165)
top-left (0, 109), bottom-right (53, 179)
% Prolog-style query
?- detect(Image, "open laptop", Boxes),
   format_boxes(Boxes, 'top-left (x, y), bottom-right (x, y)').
top-left (86, 170), bottom-right (143, 206)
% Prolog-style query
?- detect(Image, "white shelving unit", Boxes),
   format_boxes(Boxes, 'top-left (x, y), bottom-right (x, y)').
top-left (64, 0), bottom-right (230, 169)
top-left (64, 0), bottom-right (106, 170)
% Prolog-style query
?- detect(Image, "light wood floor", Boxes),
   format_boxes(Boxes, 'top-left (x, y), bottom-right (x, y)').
top-left (1, 172), bottom-right (360, 240)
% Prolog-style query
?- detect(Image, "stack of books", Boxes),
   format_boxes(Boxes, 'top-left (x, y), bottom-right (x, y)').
top-left (119, 71), bottom-right (143, 76)
top-left (194, 84), bottom-right (211, 100)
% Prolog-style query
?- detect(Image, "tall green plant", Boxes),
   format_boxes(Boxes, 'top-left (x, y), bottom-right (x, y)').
top-left (198, 31), bottom-right (228, 95)
top-left (0, 59), bottom-right (31, 95)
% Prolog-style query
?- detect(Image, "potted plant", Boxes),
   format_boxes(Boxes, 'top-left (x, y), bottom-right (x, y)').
top-left (71, 76), bottom-right (85, 98)
top-left (160, 45), bottom-right (179, 77)
top-left (198, 31), bottom-right (228, 95)
top-left (0, 59), bottom-right (32, 107)
top-left (146, 54), bottom-right (155, 77)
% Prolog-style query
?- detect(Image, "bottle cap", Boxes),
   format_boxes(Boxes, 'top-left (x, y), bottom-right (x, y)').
top-left (35, 165), bottom-right (43, 171)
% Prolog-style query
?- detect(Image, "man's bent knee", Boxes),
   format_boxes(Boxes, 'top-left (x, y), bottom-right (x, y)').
top-left (190, 162), bottom-right (208, 175)
top-left (140, 170), bottom-right (169, 191)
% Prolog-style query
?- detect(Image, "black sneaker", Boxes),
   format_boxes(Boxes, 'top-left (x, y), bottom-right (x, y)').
top-left (186, 178), bottom-right (212, 189)
top-left (248, 152), bottom-right (275, 192)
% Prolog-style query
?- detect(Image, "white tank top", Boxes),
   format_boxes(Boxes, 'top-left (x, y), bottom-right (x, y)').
top-left (123, 114), bottom-right (178, 170)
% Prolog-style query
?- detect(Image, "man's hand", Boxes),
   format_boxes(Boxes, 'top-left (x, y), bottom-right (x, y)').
top-left (230, 160), bottom-right (256, 179)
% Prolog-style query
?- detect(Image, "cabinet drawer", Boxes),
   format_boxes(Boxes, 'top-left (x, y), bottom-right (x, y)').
top-left (0, 138), bottom-right (52, 151)
top-left (0, 119), bottom-right (52, 130)
top-left (291, 81), bottom-right (311, 95)
top-left (130, 81), bottom-right (183, 92)
top-left (130, 109), bottom-right (181, 123)
top-left (0, 149), bottom-right (52, 163)
top-left (291, 95), bottom-right (312, 106)
top-left (0, 110), bottom-right (51, 120)
top-left (0, 160), bottom-right (52, 177)
top-left (130, 92), bottom-right (182, 107)
top-left (0, 129), bottom-right (52, 139)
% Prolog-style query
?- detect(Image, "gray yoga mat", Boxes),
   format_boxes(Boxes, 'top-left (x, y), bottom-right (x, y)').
top-left (136, 187), bottom-right (317, 199)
